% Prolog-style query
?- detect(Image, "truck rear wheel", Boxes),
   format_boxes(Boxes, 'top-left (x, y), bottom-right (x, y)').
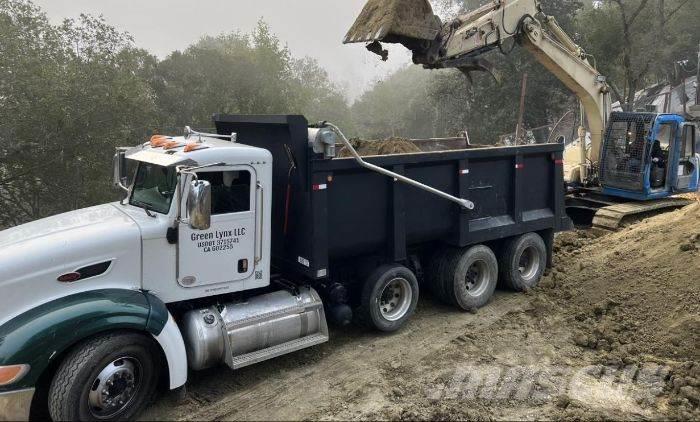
top-left (358, 264), bottom-right (419, 332)
top-left (498, 232), bottom-right (547, 291)
top-left (440, 245), bottom-right (498, 311)
top-left (48, 332), bottom-right (161, 421)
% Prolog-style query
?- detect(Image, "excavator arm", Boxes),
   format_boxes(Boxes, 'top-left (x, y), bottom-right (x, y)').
top-left (345, 0), bottom-right (611, 183)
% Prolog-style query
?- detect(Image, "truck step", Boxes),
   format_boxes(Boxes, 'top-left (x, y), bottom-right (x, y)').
top-left (592, 198), bottom-right (692, 231)
top-left (228, 333), bottom-right (329, 370)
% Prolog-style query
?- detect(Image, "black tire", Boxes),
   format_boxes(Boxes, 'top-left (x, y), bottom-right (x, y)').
top-left (357, 264), bottom-right (419, 332)
top-left (48, 332), bottom-right (161, 422)
top-left (426, 247), bottom-right (453, 303)
top-left (440, 245), bottom-right (498, 311)
top-left (498, 232), bottom-right (547, 291)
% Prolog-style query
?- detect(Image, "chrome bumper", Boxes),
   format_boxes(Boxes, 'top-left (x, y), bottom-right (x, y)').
top-left (0, 388), bottom-right (34, 421)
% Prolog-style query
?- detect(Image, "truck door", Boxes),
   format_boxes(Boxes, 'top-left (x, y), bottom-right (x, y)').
top-left (178, 167), bottom-right (256, 287)
top-left (675, 123), bottom-right (699, 192)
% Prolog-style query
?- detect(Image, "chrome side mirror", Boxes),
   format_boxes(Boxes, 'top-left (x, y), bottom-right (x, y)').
top-left (113, 148), bottom-right (129, 193)
top-left (187, 180), bottom-right (211, 230)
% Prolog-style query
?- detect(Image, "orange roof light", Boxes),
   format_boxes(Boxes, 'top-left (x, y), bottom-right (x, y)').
top-left (184, 143), bottom-right (207, 152)
top-left (163, 140), bottom-right (183, 150)
top-left (150, 135), bottom-right (169, 148)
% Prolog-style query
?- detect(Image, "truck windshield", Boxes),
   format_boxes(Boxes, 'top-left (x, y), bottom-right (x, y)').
top-left (130, 163), bottom-right (177, 214)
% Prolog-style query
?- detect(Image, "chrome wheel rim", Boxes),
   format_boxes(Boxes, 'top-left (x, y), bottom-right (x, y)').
top-left (518, 246), bottom-right (540, 281)
top-left (88, 357), bottom-right (142, 419)
top-left (464, 260), bottom-right (489, 297)
top-left (379, 277), bottom-right (412, 321)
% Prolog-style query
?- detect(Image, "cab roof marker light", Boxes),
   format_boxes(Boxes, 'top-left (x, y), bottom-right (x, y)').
top-left (163, 141), bottom-right (184, 150)
top-left (184, 143), bottom-right (209, 153)
top-left (0, 364), bottom-right (30, 386)
top-left (150, 135), bottom-right (170, 148)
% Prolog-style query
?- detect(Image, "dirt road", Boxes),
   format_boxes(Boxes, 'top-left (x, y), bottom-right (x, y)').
top-left (143, 204), bottom-right (700, 421)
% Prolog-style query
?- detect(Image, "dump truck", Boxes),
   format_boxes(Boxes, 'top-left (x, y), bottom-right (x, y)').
top-left (0, 115), bottom-right (571, 420)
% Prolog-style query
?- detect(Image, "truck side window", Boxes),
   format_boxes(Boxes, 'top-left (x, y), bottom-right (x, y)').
top-left (197, 171), bottom-right (251, 215)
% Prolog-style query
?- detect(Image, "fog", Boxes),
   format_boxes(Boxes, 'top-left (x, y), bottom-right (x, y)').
top-left (32, 0), bottom-right (413, 100)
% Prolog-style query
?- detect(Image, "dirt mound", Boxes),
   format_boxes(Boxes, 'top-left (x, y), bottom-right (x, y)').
top-left (537, 203), bottom-right (700, 419)
top-left (337, 137), bottom-right (421, 157)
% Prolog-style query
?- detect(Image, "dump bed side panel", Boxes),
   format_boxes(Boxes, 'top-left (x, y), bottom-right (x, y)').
top-left (214, 115), bottom-right (569, 281)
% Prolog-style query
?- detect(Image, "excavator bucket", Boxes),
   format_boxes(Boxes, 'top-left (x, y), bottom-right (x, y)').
top-left (343, 0), bottom-right (442, 45)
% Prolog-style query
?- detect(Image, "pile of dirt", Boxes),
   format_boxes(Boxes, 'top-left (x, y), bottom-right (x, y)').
top-left (337, 137), bottom-right (421, 157)
top-left (537, 203), bottom-right (700, 419)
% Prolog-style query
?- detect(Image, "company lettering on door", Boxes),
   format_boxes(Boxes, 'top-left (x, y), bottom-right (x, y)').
top-left (190, 229), bottom-right (246, 253)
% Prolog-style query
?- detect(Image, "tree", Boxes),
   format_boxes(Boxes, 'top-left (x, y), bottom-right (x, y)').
top-left (153, 21), bottom-right (351, 132)
top-left (0, 1), bottom-right (158, 227)
top-left (576, 0), bottom-right (700, 110)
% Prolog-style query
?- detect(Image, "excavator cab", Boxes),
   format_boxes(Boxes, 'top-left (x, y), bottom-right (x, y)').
top-left (599, 112), bottom-right (699, 200)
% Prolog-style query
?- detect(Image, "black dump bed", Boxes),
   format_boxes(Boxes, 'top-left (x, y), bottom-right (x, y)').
top-left (215, 114), bottom-right (572, 281)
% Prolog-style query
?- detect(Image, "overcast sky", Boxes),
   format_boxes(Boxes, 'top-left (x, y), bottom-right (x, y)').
top-left (33, 0), bottom-right (413, 100)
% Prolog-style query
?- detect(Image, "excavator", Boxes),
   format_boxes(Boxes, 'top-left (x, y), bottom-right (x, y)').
top-left (344, 0), bottom-right (700, 229)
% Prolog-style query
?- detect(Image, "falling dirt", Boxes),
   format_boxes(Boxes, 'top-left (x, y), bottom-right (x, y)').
top-left (143, 204), bottom-right (700, 421)
top-left (337, 137), bottom-right (422, 157)
top-left (344, 0), bottom-right (441, 43)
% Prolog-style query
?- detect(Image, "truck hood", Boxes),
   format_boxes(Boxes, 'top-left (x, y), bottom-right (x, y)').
top-left (0, 204), bottom-right (143, 325)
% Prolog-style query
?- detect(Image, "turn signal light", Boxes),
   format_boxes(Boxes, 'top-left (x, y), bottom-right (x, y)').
top-left (0, 364), bottom-right (30, 386)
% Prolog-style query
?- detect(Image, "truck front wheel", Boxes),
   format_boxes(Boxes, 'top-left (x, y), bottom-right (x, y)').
top-left (48, 332), bottom-right (161, 421)
top-left (358, 264), bottom-right (419, 332)
top-left (498, 232), bottom-right (547, 291)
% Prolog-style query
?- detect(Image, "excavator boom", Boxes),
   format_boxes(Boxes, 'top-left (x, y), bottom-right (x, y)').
top-left (344, 0), bottom-right (611, 183)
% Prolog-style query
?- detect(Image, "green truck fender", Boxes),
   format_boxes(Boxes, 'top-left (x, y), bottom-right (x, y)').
top-left (0, 289), bottom-right (187, 391)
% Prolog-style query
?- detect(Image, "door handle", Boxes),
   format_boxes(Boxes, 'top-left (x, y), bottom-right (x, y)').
top-left (254, 181), bottom-right (263, 265)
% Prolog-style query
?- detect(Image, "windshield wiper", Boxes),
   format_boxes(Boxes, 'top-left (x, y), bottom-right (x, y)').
top-left (130, 199), bottom-right (159, 218)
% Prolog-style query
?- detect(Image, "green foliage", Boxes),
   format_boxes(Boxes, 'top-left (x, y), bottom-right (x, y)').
top-left (153, 21), bottom-right (350, 131)
top-left (0, 2), bottom-right (158, 226)
top-left (351, 66), bottom-right (435, 138)
top-left (0, 4), bottom-right (349, 228)
top-left (575, 0), bottom-right (700, 108)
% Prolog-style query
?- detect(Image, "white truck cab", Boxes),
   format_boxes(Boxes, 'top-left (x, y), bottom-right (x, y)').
top-left (0, 131), bottom-right (329, 421)
top-left (122, 135), bottom-right (273, 302)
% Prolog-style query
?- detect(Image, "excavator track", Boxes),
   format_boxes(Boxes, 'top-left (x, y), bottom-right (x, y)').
top-left (591, 198), bottom-right (692, 231)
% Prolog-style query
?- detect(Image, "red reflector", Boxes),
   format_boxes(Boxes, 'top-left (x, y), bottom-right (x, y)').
top-left (554, 159), bottom-right (564, 165)
top-left (515, 163), bottom-right (525, 170)
top-left (57, 272), bottom-right (81, 282)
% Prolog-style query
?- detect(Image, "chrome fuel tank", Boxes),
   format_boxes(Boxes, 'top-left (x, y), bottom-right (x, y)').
top-left (181, 287), bottom-right (328, 371)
